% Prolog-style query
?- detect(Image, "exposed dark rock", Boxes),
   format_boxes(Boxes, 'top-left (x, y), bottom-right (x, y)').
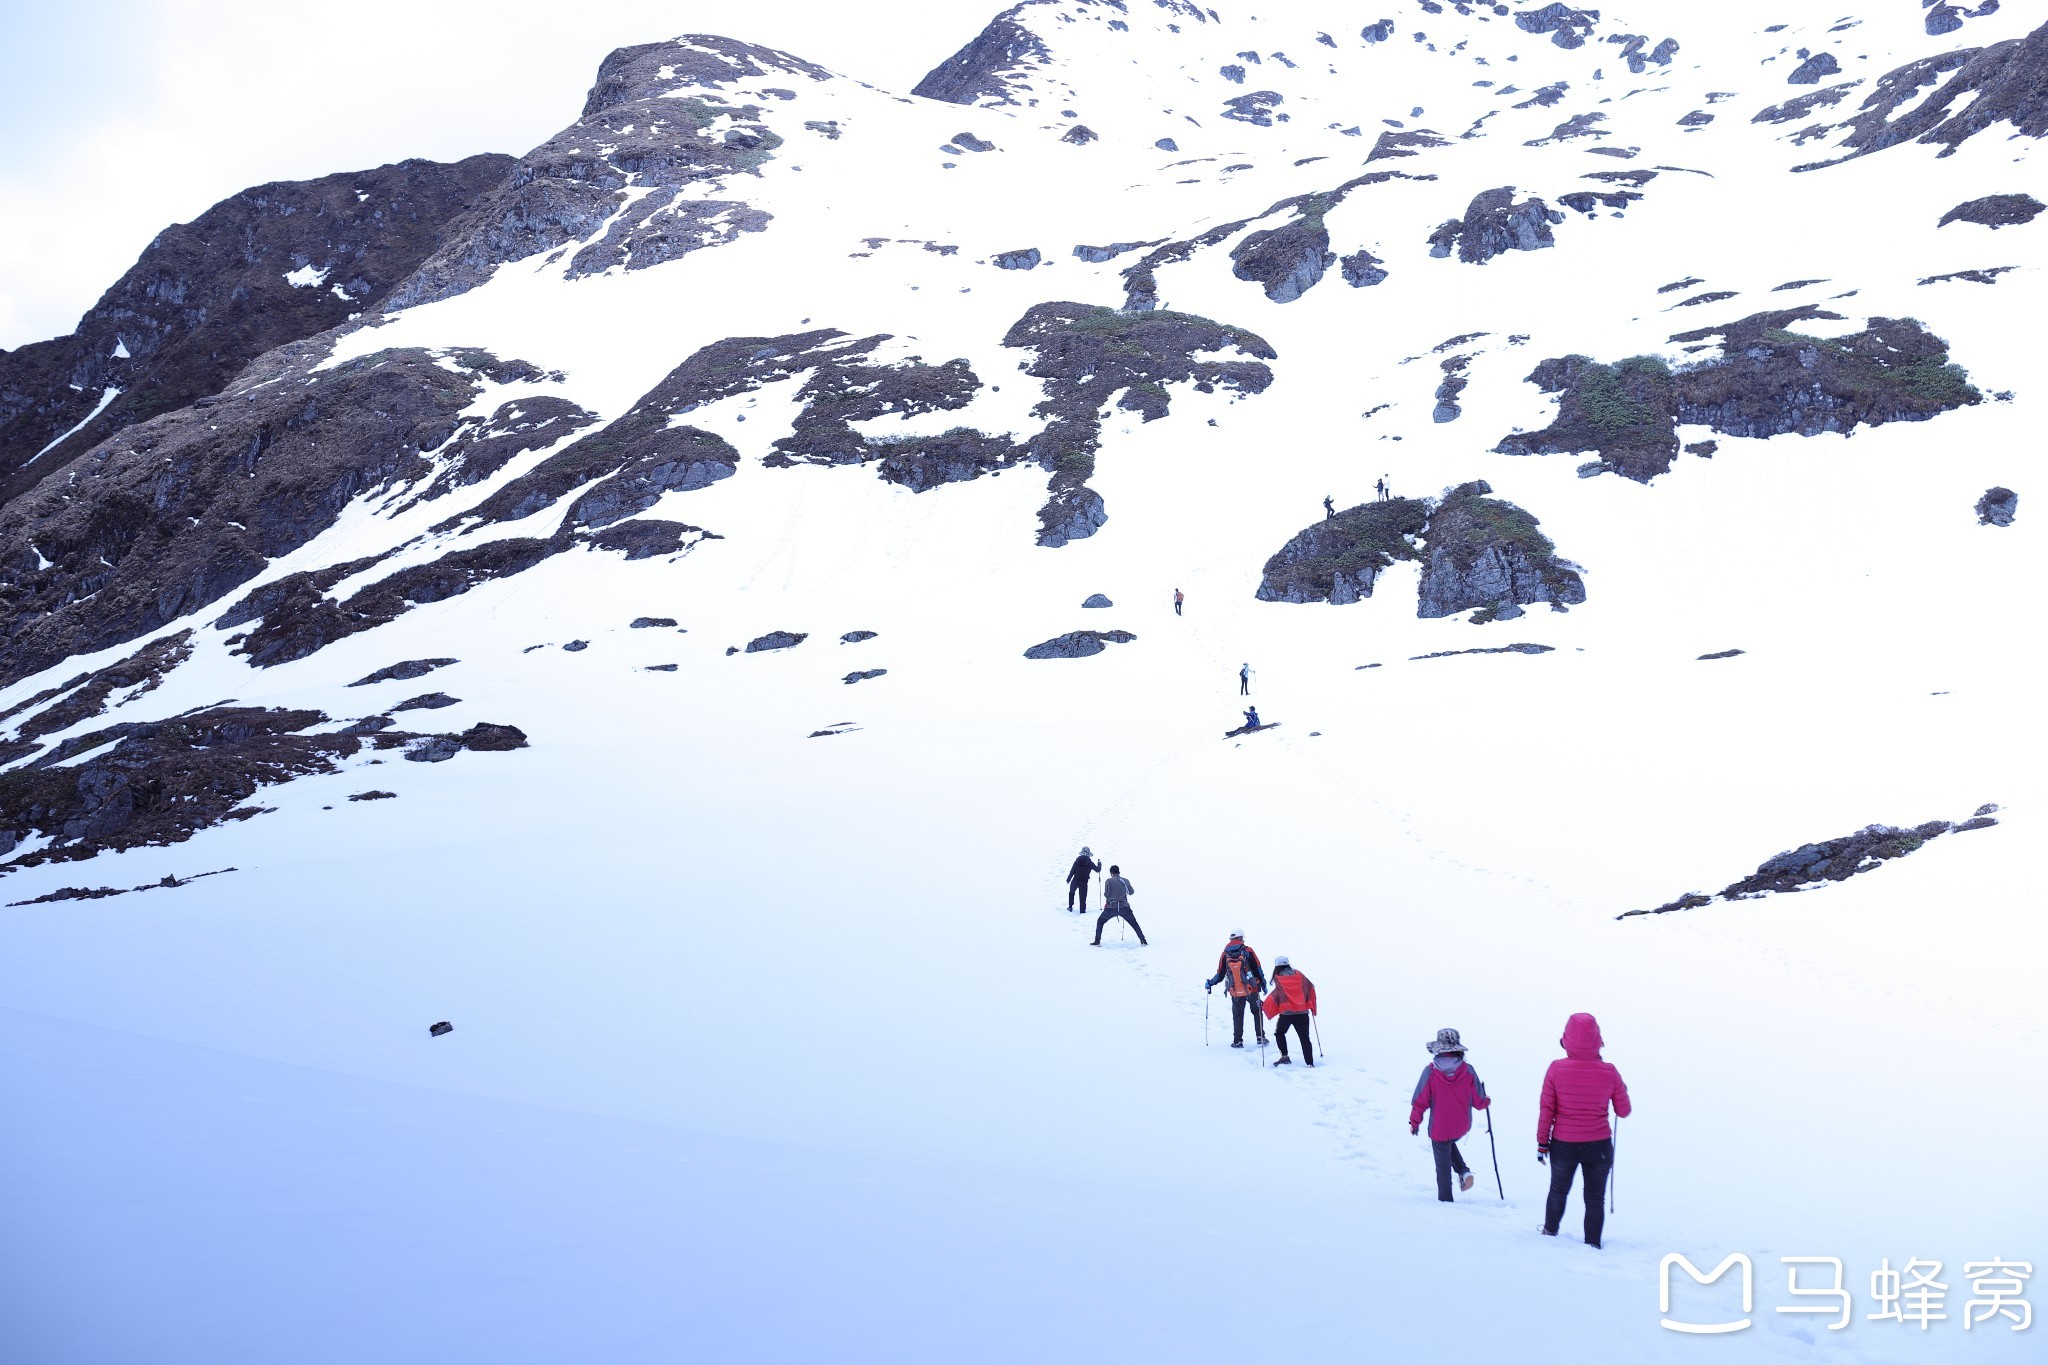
top-left (1427, 187), bottom-right (1565, 264)
top-left (1220, 63), bottom-right (1246, 84)
top-left (1340, 250), bottom-right (1390, 287)
top-left (1976, 486), bottom-right (2017, 526)
top-left (1256, 499), bottom-right (1429, 604)
top-left (1673, 290), bottom-right (1738, 307)
top-left (840, 630), bottom-right (878, 643)
top-left (1221, 91), bottom-right (1285, 126)
top-left (5, 865), bottom-right (236, 906)
top-left (1002, 303), bottom-right (1274, 547)
top-left (1918, 266), bottom-right (2017, 285)
top-left (643, 664), bottom-right (678, 672)
top-left (1514, 82), bottom-right (1570, 108)
top-left (1524, 112), bottom-right (1609, 146)
top-left (389, 36), bottom-right (822, 308)
top-left (1685, 440), bottom-right (1719, 457)
top-left (1023, 629), bottom-right (1137, 660)
top-left (404, 736), bottom-right (462, 763)
top-left (1800, 21), bottom-right (2048, 168)
top-left (630, 616), bottom-right (678, 628)
top-left (1610, 34), bottom-right (1681, 72)
top-left (1926, 2), bottom-right (2001, 37)
top-left (1788, 52), bottom-right (1841, 85)
top-left (1556, 189), bottom-right (1644, 217)
top-left (9, 631), bottom-right (191, 744)
top-left (1753, 83), bottom-right (1859, 125)
top-left (1677, 110), bottom-right (1715, 127)
top-left (1230, 219), bottom-right (1334, 302)
top-left (0, 705), bottom-right (362, 865)
top-left (400, 393), bottom-right (600, 508)
top-left (350, 658), bottom-right (459, 687)
top-left (994, 248), bottom-right (1043, 270)
top-left (1081, 593), bottom-right (1113, 608)
top-left (912, 7), bottom-right (1051, 105)
top-left (348, 791), bottom-right (396, 802)
top-left (1939, 193), bottom-right (2045, 228)
top-left (1417, 481), bottom-right (1585, 620)
top-left (843, 669), bottom-right (888, 684)
top-left (1061, 125), bottom-right (1098, 145)
top-left (391, 693), bottom-right (459, 712)
top-left (459, 722), bottom-right (528, 751)
top-left (952, 131), bottom-right (995, 152)
top-left (1155, 137), bottom-right (1180, 152)
top-left (1433, 355), bottom-right (1473, 423)
top-left (745, 631), bottom-right (807, 652)
top-left (1516, 3), bottom-right (1598, 47)
top-left (807, 722), bottom-right (860, 738)
top-left (1410, 643), bottom-right (1554, 659)
top-left (587, 519), bottom-right (718, 561)
top-left (1361, 20), bottom-right (1396, 43)
top-left (0, 155), bottom-right (514, 505)
top-left (1773, 278), bottom-right (1830, 290)
top-left (1697, 648), bottom-right (1745, 660)
top-left (1498, 313), bottom-right (1980, 480)
top-left (1074, 241), bottom-right (1152, 263)
top-left (1658, 277), bottom-right (1705, 293)
top-left (0, 344), bottom-right (490, 689)
top-left (563, 640), bottom-right (590, 652)
top-left (1368, 129), bottom-right (1450, 161)
top-left (339, 716), bottom-right (395, 736)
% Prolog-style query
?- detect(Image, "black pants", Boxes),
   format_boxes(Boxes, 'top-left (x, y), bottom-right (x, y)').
top-left (1066, 880), bottom-right (1090, 912)
top-left (1543, 1138), bottom-right (1613, 1246)
top-left (1274, 1012), bottom-right (1311, 1063)
top-left (1093, 905), bottom-right (1145, 944)
top-left (1174, 600), bottom-right (1182, 615)
top-left (1229, 994), bottom-right (1267, 1044)
top-left (1431, 1140), bottom-right (1471, 1202)
top-left (1240, 676), bottom-right (1249, 694)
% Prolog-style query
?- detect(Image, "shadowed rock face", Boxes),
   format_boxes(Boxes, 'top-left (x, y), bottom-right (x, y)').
top-left (0, 155), bottom-right (514, 505)
top-left (1230, 221), bottom-right (1335, 303)
top-left (386, 35), bottom-right (824, 310)
top-left (1257, 500), bottom-right (1429, 604)
top-left (1416, 482), bottom-right (1585, 620)
top-left (1801, 18), bottom-right (2048, 168)
top-left (911, 3), bottom-right (1054, 105)
top-left (0, 341), bottom-right (492, 688)
top-left (1938, 193), bottom-right (2045, 228)
top-left (1976, 487), bottom-right (2018, 526)
top-left (1023, 629), bottom-right (1135, 660)
top-left (1427, 188), bottom-right (1565, 264)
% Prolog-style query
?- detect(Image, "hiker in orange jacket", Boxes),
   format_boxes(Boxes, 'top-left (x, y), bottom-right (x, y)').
top-left (1261, 957), bottom-right (1317, 1066)
top-left (1203, 931), bottom-right (1267, 1048)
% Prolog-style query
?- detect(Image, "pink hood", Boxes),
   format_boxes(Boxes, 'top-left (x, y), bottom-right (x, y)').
top-left (1561, 1012), bottom-right (1605, 1060)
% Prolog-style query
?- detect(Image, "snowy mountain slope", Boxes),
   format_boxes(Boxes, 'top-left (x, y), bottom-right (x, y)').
top-left (1, 2), bottom-right (2044, 1361)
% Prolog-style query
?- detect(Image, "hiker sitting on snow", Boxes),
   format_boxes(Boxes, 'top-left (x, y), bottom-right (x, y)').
top-left (1243, 707), bottom-right (1261, 729)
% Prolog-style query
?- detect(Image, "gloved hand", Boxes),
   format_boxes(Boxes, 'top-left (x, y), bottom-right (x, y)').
top-left (1204, 981), bottom-right (1213, 993)
top-left (1537, 1143), bottom-right (1550, 1165)
top-left (1410, 1122), bottom-right (1419, 1136)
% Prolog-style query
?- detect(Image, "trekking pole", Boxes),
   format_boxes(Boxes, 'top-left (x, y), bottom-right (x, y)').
top-left (1312, 1015), bottom-right (1326, 1062)
top-left (1485, 1107), bottom-right (1504, 1201)
top-left (1204, 991), bottom-right (1210, 1047)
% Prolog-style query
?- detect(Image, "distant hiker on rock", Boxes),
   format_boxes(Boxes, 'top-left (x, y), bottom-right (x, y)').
top-left (1243, 706), bottom-right (1261, 729)
top-left (1204, 930), bottom-right (1267, 1048)
top-left (1091, 865), bottom-right (1146, 945)
top-left (1410, 1028), bottom-right (1491, 1201)
top-left (1065, 846), bottom-right (1102, 913)
top-left (1261, 957), bottom-right (1317, 1065)
top-left (1174, 588), bottom-right (1184, 616)
top-left (1378, 476), bottom-right (1391, 501)
top-left (1239, 663), bottom-right (1252, 695)
top-left (1537, 1012), bottom-right (1632, 1250)
top-left (1323, 495), bottom-right (1335, 519)
top-left (1375, 476), bottom-right (1387, 501)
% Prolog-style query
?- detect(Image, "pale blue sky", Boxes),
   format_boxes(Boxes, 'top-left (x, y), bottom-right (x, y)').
top-left (0, 0), bottom-right (987, 349)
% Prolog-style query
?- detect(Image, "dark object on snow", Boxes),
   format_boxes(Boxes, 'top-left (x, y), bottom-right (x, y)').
top-left (1786, 52), bottom-right (1840, 85)
top-left (1697, 649), bottom-right (1745, 660)
top-left (1938, 194), bottom-right (2044, 229)
top-left (1081, 593), bottom-right (1113, 608)
top-left (1257, 498), bottom-right (1429, 604)
top-left (1417, 482), bottom-right (1585, 620)
top-left (429, 1021), bottom-right (452, 1037)
top-left (745, 631), bottom-right (808, 652)
top-left (1685, 440), bottom-right (1719, 457)
top-left (1340, 250), bottom-right (1389, 288)
top-left (1427, 188), bottom-right (1565, 265)
top-left (392, 692), bottom-right (459, 712)
top-left (643, 664), bottom-right (678, 672)
top-left (1061, 125), bottom-right (1097, 145)
top-left (843, 669), bottom-right (888, 684)
top-left (339, 716), bottom-right (395, 735)
top-left (952, 131), bottom-right (995, 152)
top-left (1410, 644), bottom-right (1554, 660)
top-left (460, 722), bottom-right (528, 752)
top-left (1223, 722), bottom-right (1281, 739)
top-left (404, 736), bottom-right (462, 763)
top-left (349, 790), bottom-right (397, 802)
top-left (1023, 629), bottom-right (1136, 660)
top-left (630, 616), bottom-right (678, 628)
top-left (994, 248), bottom-right (1042, 270)
top-left (1976, 487), bottom-right (2018, 526)
top-left (840, 630), bottom-right (878, 643)
top-left (563, 640), bottom-right (589, 652)
top-left (350, 658), bottom-right (458, 687)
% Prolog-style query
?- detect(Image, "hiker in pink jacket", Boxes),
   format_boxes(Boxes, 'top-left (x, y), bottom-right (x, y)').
top-left (1537, 1012), bottom-right (1632, 1249)
top-left (1409, 1027), bottom-right (1491, 1201)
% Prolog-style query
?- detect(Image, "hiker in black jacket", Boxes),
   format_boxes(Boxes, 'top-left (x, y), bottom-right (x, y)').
top-left (1065, 847), bottom-right (1102, 913)
top-left (1091, 866), bottom-right (1146, 945)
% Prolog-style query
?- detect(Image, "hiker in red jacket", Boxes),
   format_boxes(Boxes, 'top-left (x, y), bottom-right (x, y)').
top-left (1409, 1028), bottom-right (1491, 1201)
top-left (1260, 957), bottom-right (1316, 1066)
top-left (1203, 931), bottom-right (1267, 1048)
top-left (1537, 1012), bottom-right (1632, 1249)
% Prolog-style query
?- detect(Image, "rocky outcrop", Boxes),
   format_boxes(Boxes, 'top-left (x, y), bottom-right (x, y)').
top-left (1002, 303), bottom-right (1275, 546)
top-left (1340, 250), bottom-right (1389, 287)
top-left (1081, 594), bottom-right (1112, 608)
top-left (1023, 629), bottom-right (1136, 660)
top-left (5, 630), bottom-right (192, 753)
top-left (1516, 3), bottom-right (1598, 48)
top-left (1976, 486), bottom-right (2018, 526)
top-left (1753, 84), bottom-right (1860, 125)
top-left (1256, 499), bottom-right (1429, 604)
top-left (1221, 91), bottom-right (1284, 126)
top-left (1230, 220), bottom-right (1334, 303)
top-left (1416, 481), bottom-right (1585, 620)
top-left (1800, 18), bottom-right (2048, 168)
top-left (911, 4), bottom-right (1052, 106)
top-left (745, 631), bottom-right (807, 652)
top-left (0, 155), bottom-right (514, 506)
top-left (387, 36), bottom-right (822, 309)
top-left (1498, 311), bottom-right (1981, 480)
top-left (1433, 356), bottom-right (1473, 423)
top-left (1939, 193), bottom-right (2045, 227)
top-left (1787, 52), bottom-right (1841, 85)
top-left (1427, 188), bottom-right (1565, 264)
top-left (1619, 807), bottom-right (2000, 917)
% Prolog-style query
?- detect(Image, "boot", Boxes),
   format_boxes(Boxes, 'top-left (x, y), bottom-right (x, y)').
top-left (1230, 1040), bottom-right (1244, 1049)
top-left (1274, 1055), bottom-right (1292, 1066)
top-left (1460, 1172), bottom-right (1475, 1193)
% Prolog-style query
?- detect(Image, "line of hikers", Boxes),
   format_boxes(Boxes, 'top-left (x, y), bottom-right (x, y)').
top-left (1204, 925), bottom-right (1630, 1247)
